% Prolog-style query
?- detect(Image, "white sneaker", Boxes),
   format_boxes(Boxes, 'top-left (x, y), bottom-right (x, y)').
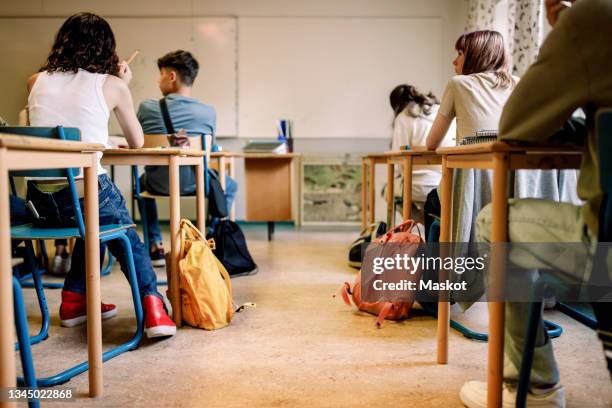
top-left (50, 255), bottom-right (71, 276)
top-left (459, 380), bottom-right (565, 408)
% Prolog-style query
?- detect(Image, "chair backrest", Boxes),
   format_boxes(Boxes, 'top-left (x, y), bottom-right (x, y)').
top-left (4, 126), bottom-right (81, 178)
top-left (3, 126), bottom-right (86, 238)
top-left (597, 108), bottom-right (612, 241)
top-left (143, 133), bottom-right (203, 150)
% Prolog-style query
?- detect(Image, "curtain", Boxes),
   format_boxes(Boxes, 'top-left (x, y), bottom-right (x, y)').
top-left (465, 0), bottom-right (544, 76)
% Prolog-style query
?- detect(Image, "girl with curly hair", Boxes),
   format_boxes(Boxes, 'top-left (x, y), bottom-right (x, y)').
top-left (25, 12), bottom-right (176, 338)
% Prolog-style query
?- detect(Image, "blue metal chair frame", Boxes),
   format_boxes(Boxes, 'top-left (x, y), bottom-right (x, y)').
top-left (516, 109), bottom-right (612, 407)
top-left (13, 275), bottom-right (40, 408)
top-left (5, 126), bottom-right (144, 388)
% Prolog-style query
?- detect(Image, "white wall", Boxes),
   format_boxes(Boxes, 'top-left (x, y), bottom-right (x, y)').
top-left (0, 0), bottom-right (468, 222)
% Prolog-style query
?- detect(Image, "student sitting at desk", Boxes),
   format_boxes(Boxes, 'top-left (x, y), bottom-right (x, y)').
top-left (137, 50), bottom-right (237, 266)
top-left (22, 12), bottom-right (175, 338)
top-left (389, 84), bottom-right (454, 221)
top-left (460, 0), bottom-right (612, 406)
top-left (425, 30), bottom-right (578, 245)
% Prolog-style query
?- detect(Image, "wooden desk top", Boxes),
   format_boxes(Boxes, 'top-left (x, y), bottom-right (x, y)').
top-left (0, 133), bottom-right (104, 152)
top-left (103, 147), bottom-right (205, 157)
top-left (436, 141), bottom-right (583, 155)
top-left (238, 152), bottom-right (301, 159)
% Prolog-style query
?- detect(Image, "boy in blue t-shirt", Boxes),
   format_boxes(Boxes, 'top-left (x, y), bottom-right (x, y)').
top-left (137, 50), bottom-right (237, 266)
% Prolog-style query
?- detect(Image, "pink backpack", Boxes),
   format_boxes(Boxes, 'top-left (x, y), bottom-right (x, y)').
top-left (337, 220), bottom-right (423, 327)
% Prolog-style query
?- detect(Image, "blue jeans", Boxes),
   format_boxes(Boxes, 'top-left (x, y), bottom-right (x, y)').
top-left (26, 174), bottom-right (162, 300)
top-left (140, 174), bottom-right (238, 246)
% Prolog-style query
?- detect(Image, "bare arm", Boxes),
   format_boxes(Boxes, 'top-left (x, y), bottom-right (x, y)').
top-left (103, 73), bottom-right (144, 148)
top-left (426, 113), bottom-right (453, 150)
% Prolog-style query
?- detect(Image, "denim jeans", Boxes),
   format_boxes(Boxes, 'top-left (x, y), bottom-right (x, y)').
top-left (26, 174), bottom-right (162, 300)
top-left (476, 198), bottom-right (593, 386)
top-left (140, 174), bottom-right (238, 245)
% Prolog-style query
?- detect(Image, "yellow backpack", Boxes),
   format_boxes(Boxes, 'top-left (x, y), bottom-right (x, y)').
top-left (178, 219), bottom-right (234, 330)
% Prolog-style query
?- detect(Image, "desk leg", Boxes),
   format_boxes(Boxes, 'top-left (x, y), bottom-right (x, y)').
top-left (196, 161), bottom-right (206, 234)
top-left (219, 156), bottom-right (227, 190)
top-left (368, 158), bottom-right (375, 225)
top-left (0, 150), bottom-right (17, 407)
top-left (437, 158), bottom-right (452, 364)
top-left (386, 160), bottom-right (395, 228)
top-left (488, 153), bottom-right (508, 408)
top-left (229, 157), bottom-right (236, 221)
top-left (403, 157), bottom-right (413, 222)
top-left (168, 156), bottom-right (182, 326)
top-left (361, 159), bottom-right (367, 229)
top-left (84, 156), bottom-right (102, 397)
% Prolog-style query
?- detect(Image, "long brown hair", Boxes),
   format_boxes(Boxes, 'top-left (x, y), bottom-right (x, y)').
top-left (41, 12), bottom-right (119, 76)
top-left (389, 84), bottom-right (439, 119)
top-left (455, 30), bottom-right (514, 88)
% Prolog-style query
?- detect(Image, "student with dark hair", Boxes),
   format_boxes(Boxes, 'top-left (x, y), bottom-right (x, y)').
top-left (389, 84), bottom-right (454, 221)
top-left (461, 1), bottom-right (612, 406)
top-left (137, 50), bottom-right (238, 265)
top-left (23, 12), bottom-right (175, 338)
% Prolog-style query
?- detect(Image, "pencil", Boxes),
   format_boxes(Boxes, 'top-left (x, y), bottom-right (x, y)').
top-left (126, 50), bottom-right (140, 65)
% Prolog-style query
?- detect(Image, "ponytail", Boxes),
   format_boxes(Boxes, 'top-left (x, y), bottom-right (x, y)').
top-left (390, 84), bottom-right (439, 120)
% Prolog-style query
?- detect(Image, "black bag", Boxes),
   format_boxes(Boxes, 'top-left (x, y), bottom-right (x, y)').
top-left (348, 222), bottom-right (387, 269)
top-left (207, 220), bottom-right (257, 277)
top-left (207, 169), bottom-right (228, 219)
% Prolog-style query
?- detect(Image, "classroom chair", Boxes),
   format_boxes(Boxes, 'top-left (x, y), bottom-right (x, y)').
top-left (516, 109), bottom-right (612, 407)
top-left (422, 219), bottom-right (562, 342)
top-left (132, 133), bottom-right (213, 254)
top-left (5, 126), bottom-right (144, 387)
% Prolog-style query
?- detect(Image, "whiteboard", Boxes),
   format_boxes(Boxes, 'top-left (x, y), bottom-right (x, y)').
top-left (239, 17), bottom-right (444, 139)
top-left (0, 17), bottom-right (237, 136)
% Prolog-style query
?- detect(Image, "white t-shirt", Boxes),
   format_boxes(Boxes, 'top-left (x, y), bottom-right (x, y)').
top-left (438, 72), bottom-right (519, 143)
top-left (28, 69), bottom-right (111, 175)
top-left (391, 103), bottom-right (455, 201)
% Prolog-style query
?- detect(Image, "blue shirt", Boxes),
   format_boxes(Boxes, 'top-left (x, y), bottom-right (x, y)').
top-left (137, 94), bottom-right (216, 136)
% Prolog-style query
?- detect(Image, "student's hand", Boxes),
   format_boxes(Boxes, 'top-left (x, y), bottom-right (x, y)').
top-left (545, 0), bottom-right (575, 26)
top-left (117, 61), bottom-right (133, 85)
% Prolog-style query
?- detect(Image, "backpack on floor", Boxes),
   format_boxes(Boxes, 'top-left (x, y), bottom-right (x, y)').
top-left (207, 220), bottom-right (257, 277)
top-left (178, 219), bottom-right (234, 330)
top-left (337, 220), bottom-right (423, 327)
top-left (348, 222), bottom-right (387, 269)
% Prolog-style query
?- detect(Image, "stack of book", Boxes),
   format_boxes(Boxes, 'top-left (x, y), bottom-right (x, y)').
top-left (459, 129), bottom-right (498, 145)
top-left (242, 140), bottom-right (288, 154)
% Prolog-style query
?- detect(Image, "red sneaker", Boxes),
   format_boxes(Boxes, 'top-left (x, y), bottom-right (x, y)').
top-left (59, 290), bottom-right (118, 327)
top-left (143, 295), bottom-right (176, 338)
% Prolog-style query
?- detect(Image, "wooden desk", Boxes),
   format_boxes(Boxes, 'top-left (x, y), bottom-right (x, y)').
top-left (385, 149), bottom-right (442, 228)
top-left (210, 151), bottom-right (236, 221)
top-left (101, 148), bottom-right (206, 327)
top-left (236, 153), bottom-right (300, 240)
top-left (0, 134), bottom-right (103, 403)
top-left (435, 141), bottom-right (582, 408)
top-left (361, 153), bottom-right (392, 229)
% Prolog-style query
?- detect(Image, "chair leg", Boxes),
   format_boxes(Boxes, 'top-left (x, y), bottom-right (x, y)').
top-left (17, 232), bottom-right (144, 387)
top-left (13, 277), bottom-right (41, 408)
top-left (15, 263), bottom-right (50, 350)
top-left (516, 300), bottom-right (544, 408)
top-left (100, 246), bottom-right (114, 277)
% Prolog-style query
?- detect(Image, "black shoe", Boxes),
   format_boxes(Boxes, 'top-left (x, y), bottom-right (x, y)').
top-left (150, 247), bottom-right (166, 267)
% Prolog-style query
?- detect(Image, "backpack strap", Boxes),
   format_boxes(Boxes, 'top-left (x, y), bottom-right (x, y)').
top-left (159, 98), bottom-right (176, 134)
top-left (375, 303), bottom-right (394, 328)
top-left (333, 282), bottom-right (353, 307)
